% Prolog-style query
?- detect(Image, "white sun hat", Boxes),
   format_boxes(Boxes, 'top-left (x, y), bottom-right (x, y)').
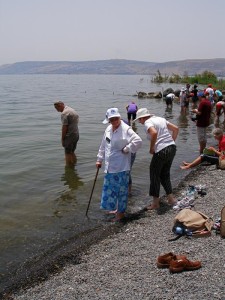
top-left (133, 108), bottom-right (153, 122)
top-left (102, 108), bottom-right (121, 124)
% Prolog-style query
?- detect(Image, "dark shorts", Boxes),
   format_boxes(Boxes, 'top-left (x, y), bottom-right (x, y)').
top-left (201, 154), bottom-right (218, 165)
top-left (127, 112), bottom-right (137, 121)
top-left (165, 97), bottom-right (173, 105)
top-left (192, 96), bottom-right (198, 103)
top-left (64, 133), bottom-right (79, 154)
top-left (184, 100), bottom-right (189, 107)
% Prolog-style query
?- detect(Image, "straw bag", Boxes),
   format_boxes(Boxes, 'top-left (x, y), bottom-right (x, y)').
top-left (219, 151), bottom-right (225, 170)
top-left (171, 208), bottom-right (213, 239)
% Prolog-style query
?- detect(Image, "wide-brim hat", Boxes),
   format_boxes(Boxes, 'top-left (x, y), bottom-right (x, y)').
top-left (133, 108), bottom-right (153, 122)
top-left (102, 107), bottom-right (121, 124)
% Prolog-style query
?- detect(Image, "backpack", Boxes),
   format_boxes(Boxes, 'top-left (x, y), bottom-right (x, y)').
top-left (169, 208), bottom-right (213, 241)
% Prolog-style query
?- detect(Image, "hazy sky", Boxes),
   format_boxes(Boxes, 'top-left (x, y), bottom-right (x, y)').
top-left (1, 0), bottom-right (225, 66)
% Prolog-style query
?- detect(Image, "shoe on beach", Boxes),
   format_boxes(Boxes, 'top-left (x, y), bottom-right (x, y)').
top-left (157, 252), bottom-right (186, 268)
top-left (169, 257), bottom-right (201, 273)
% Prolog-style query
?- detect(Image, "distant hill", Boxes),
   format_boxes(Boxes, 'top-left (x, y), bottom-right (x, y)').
top-left (0, 58), bottom-right (225, 76)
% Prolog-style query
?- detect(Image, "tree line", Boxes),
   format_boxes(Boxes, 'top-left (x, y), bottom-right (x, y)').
top-left (151, 70), bottom-right (225, 90)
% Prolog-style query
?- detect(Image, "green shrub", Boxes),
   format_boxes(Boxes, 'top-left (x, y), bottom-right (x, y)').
top-left (151, 70), bottom-right (225, 90)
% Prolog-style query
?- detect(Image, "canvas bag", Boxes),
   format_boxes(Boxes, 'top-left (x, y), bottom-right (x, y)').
top-left (219, 151), bottom-right (225, 170)
top-left (173, 208), bottom-right (213, 237)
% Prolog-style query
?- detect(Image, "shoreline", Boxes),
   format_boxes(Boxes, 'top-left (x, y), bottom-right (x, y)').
top-left (3, 164), bottom-right (225, 299)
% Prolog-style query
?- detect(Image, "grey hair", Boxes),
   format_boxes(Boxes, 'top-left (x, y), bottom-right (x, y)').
top-left (212, 128), bottom-right (224, 136)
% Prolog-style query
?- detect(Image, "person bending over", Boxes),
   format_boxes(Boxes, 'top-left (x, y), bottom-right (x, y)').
top-left (133, 108), bottom-right (179, 210)
top-left (126, 101), bottom-right (138, 125)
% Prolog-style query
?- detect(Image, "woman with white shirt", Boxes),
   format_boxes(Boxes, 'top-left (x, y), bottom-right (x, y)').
top-left (133, 108), bottom-right (179, 210)
top-left (96, 108), bottom-right (142, 221)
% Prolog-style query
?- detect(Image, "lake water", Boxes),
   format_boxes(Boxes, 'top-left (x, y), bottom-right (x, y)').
top-left (0, 74), bottom-right (216, 291)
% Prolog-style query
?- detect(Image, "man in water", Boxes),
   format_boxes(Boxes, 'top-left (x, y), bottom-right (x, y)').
top-left (193, 92), bottom-right (211, 154)
top-left (165, 93), bottom-right (175, 108)
top-left (54, 101), bottom-right (79, 167)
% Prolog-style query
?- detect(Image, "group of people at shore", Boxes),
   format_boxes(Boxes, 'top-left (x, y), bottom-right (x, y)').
top-left (54, 84), bottom-right (225, 221)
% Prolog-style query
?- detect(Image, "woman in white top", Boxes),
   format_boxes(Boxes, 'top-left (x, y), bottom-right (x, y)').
top-left (133, 108), bottom-right (179, 210)
top-left (96, 108), bottom-right (142, 221)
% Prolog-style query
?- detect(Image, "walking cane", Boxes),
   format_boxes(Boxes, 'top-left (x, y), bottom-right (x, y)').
top-left (85, 167), bottom-right (100, 217)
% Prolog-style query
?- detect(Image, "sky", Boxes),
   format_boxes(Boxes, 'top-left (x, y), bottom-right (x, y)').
top-left (1, 0), bottom-right (225, 66)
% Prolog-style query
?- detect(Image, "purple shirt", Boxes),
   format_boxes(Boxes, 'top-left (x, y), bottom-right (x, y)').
top-left (127, 103), bottom-right (137, 113)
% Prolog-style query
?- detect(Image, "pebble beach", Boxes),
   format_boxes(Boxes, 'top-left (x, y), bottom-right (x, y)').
top-left (5, 164), bottom-right (225, 300)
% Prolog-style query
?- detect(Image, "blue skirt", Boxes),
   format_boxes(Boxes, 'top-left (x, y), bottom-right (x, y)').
top-left (100, 171), bottom-right (130, 213)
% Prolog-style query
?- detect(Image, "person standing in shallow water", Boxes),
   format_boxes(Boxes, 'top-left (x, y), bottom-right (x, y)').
top-left (193, 92), bottom-right (211, 154)
top-left (54, 101), bottom-right (79, 167)
top-left (96, 108), bottom-right (142, 221)
top-left (133, 108), bottom-right (179, 210)
top-left (126, 101), bottom-right (138, 125)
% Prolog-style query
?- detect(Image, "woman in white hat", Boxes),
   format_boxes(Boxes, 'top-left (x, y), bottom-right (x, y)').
top-left (133, 108), bottom-right (179, 210)
top-left (96, 108), bottom-right (142, 221)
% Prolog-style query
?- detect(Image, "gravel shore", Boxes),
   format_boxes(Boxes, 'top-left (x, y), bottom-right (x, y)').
top-left (7, 165), bottom-right (225, 299)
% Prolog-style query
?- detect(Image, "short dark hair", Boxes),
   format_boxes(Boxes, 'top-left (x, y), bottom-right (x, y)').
top-left (54, 101), bottom-right (64, 107)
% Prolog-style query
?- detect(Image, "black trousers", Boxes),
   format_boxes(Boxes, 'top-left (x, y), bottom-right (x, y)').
top-left (149, 144), bottom-right (176, 198)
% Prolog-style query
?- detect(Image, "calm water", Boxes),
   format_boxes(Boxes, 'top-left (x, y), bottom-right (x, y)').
top-left (0, 75), bottom-right (216, 288)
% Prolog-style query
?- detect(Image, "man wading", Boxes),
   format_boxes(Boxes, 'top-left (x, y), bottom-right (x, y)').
top-left (54, 101), bottom-right (79, 167)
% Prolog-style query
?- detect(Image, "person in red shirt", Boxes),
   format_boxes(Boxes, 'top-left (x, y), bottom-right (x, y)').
top-left (193, 92), bottom-right (212, 153)
top-left (180, 128), bottom-right (225, 169)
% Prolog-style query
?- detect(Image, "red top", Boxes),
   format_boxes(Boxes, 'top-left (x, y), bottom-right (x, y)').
top-left (219, 135), bottom-right (225, 152)
top-left (196, 99), bottom-right (212, 127)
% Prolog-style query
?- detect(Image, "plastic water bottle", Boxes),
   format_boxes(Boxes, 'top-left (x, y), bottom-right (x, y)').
top-left (186, 185), bottom-right (197, 199)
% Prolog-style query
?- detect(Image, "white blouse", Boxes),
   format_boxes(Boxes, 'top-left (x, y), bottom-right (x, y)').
top-left (97, 121), bottom-right (142, 173)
